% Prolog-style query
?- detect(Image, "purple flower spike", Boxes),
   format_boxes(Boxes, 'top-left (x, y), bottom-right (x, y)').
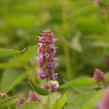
top-left (16, 96), bottom-right (26, 108)
top-left (93, 68), bottom-right (104, 83)
top-left (37, 29), bottom-right (59, 93)
top-left (27, 91), bottom-right (41, 102)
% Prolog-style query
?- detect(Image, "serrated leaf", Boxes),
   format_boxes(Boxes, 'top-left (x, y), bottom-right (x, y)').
top-left (59, 77), bottom-right (96, 90)
top-left (0, 46), bottom-right (37, 69)
top-left (0, 68), bottom-right (27, 93)
top-left (52, 92), bottom-right (67, 109)
top-left (0, 48), bottom-right (20, 58)
top-left (0, 96), bottom-right (18, 108)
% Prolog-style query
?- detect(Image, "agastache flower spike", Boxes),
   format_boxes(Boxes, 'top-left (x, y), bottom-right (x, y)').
top-left (16, 92), bottom-right (41, 108)
top-left (93, 68), bottom-right (104, 83)
top-left (37, 29), bottom-right (59, 92)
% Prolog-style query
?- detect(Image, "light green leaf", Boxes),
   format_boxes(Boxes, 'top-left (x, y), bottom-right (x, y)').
top-left (0, 46), bottom-right (37, 69)
top-left (0, 48), bottom-right (20, 58)
top-left (0, 96), bottom-right (18, 108)
top-left (81, 90), bottom-right (103, 109)
top-left (59, 77), bottom-right (96, 90)
top-left (19, 102), bottom-right (43, 109)
top-left (65, 91), bottom-right (96, 109)
top-left (52, 92), bottom-right (67, 109)
top-left (0, 68), bottom-right (27, 93)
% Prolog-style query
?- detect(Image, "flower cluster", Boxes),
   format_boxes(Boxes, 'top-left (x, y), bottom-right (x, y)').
top-left (93, 68), bottom-right (104, 83)
top-left (37, 29), bottom-right (59, 92)
top-left (16, 96), bottom-right (26, 108)
top-left (16, 91), bottom-right (41, 108)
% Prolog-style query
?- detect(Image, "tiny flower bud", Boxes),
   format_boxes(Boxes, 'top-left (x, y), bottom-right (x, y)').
top-left (93, 68), bottom-right (104, 83)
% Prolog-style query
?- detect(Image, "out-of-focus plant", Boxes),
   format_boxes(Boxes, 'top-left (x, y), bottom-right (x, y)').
top-left (0, 0), bottom-right (109, 109)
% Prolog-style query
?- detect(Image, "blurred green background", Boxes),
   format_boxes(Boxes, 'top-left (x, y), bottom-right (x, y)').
top-left (0, 0), bottom-right (109, 83)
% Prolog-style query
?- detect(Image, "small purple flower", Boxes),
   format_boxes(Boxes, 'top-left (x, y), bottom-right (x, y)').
top-left (49, 81), bottom-right (59, 92)
top-left (41, 81), bottom-right (59, 92)
top-left (38, 71), bottom-right (47, 80)
top-left (93, 68), bottom-right (104, 83)
top-left (16, 96), bottom-right (26, 108)
top-left (37, 54), bottom-right (45, 66)
top-left (49, 73), bottom-right (58, 80)
top-left (27, 91), bottom-right (41, 102)
top-left (41, 83), bottom-right (50, 89)
top-left (97, 88), bottom-right (109, 109)
top-left (38, 47), bottom-right (45, 54)
top-left (47, 46), bottom-right (56, 54)
top-left (48, 62), bottom-right (56, 69)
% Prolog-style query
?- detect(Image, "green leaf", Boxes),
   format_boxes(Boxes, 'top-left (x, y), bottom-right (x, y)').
top-left (0, 48), bottom-right (20, 58)
top-left (19, 102), bottom-right (43, 109)
top-left (65, 91), bottom-right (96, 109)
top-left (59, 77), bottom-right (96, 90)
top-left (52, 92), bottom-right (67, 109)
top-left (0, 68), bottom-right (27, 93)
top-left (0, 46), bottom-right (37, 69)
top-left (0, 96), bottom-right (18, 108)
top-left (81, 90), bottom-right (103, 109)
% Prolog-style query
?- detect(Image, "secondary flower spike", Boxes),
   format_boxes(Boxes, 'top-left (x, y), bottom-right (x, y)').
top-left (93, 68), bottom-right (104, 83)
top-left (27, 91), bottom-right (41, 102)
top-left (37, 29), bottom-right (59, 92)
top-left (16, 96), bottom-right (26, 108)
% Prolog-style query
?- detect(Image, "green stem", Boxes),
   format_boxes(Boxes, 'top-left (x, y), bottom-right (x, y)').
top-left (63, 45), bottom-right (73, 80)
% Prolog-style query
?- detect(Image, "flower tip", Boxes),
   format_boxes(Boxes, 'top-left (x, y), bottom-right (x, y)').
top-left (93, 68), bottom-right (104, 83)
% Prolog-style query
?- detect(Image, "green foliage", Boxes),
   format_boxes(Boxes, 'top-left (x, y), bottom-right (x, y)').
top-left (0, 48), bottom-right (20, 58)
top-left (59, 77), bottom-right (96, 90)
top-left (0, 68), bottom-right (27, 93)
top-left (81, 91), bottom-right (103, 109)
top-left (0, 96), bottom-right (18, 108)
top-left (30, 80), bottom-right (49, 95)
top-left (0, 46), bottom-right (37, 69)
top-left (0, 0), bottom-right (109, 108)
top-left (65, 91), bottom-right (97, 109)
top-left (19, 102), bottom-right (43, 109)
top-left (52, 92), bottom-right (67, 109)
